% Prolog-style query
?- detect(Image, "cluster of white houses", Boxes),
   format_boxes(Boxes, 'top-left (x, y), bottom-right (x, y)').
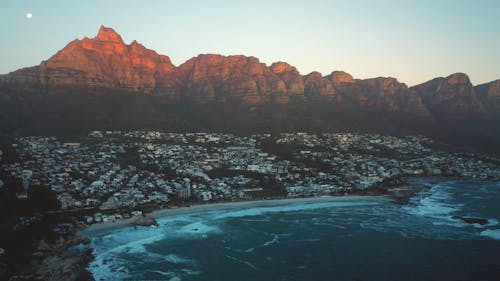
top-left (1, 131), bottom-right (499, 223)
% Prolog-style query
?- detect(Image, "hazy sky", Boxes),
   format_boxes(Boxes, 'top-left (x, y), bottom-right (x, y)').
top-left (1, 0), bottom-right (499, 86)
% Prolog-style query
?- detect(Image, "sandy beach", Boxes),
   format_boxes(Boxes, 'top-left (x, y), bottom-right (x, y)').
top-left (81, 195), bottom-right (388, 236)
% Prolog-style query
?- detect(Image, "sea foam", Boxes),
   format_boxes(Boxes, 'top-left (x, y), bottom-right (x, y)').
top-left (214, 201), bottom-right (380, 220)
top-left (403, 183), bottom-right (463, 220)
top-left (480, 229), bottom-right (500, 240)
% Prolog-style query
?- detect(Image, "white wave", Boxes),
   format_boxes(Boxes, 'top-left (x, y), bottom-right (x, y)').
top-left (90, 255), bottom-right (130, 281)
top-left (156, 214), bottom-right (196, 226)
top-left (239, 218), bottom-right (271, 222)
top-left (466, 218), bottom-right (499, 229)
top-left (432, 216), bottom-right (499, 229)
top-left (91, 248), bottom-right (197, 280)
top-left (480, 229), bottom-right (500, 240)
top-left (164, 254), bottom-right (196, 265)
top-left (404, 184), bottom-right (462, 219)
top-left (432, 221), bottom-right (468, 228)
top-left (147, 261), bottom-right (200, 277)
top-left (245, 247), bottom-right (255, 253)
top-left (89, 227), bottom-right (170, 281)
top-left (178, 221), bottom-right (221, 235)
top-left (180, 268), bottom-right (202, 275)
top-left (411, 198), bottom-right (459, 216)
top-left (149, 270), bottom-right (174, 277)
top-left (89, 217), bottom-right (208, 280)
top-left (97, 232), bottom-right (166, 256)
top-left (92, 217), bottom-right (220, 253)
top-left (214, 201), bottom-right (380, 220)
top-left (225, 254), bottom-right (258, 270)
top-left (263, 234), bottom-right (279, 246)
top-left (486, 218), bottom-right (499, 227)
top-left (90, 200), bottom-right (378, 262)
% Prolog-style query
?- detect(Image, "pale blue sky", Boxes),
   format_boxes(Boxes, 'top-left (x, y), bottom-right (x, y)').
top-left (1, 0), bottom-right (499, 86)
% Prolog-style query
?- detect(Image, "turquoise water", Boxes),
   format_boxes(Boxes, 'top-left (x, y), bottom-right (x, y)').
top-left (88, 180), bottom-right (500, 281)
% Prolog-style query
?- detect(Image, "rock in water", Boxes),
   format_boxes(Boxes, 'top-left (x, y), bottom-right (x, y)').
top-left (132, 216), bottom-right (158, 227)
top-left (452, 216), bottom-right (489, 225)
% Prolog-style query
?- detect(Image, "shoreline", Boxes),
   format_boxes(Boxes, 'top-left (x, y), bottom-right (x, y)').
top-left (80, 195), bottom-right (389, 236)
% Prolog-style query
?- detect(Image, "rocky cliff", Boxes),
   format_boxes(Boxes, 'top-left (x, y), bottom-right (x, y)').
top-left (0, 26), bottom-right (499, 151)
top-left (0, 26), bottom-right (459, 117)
top-left (411, 73), bottom-right (486, 117)
top-left (1, 26), bottom-right (182, 95)
top-left (178, 54), bottom-right (285, 103)
top-left (475, 79), bottom-right (500, 115)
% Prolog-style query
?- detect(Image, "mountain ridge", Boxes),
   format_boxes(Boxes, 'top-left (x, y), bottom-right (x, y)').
top-left (1, 26), bottom-right (498, 116)
top-left (1, 26), bottom-right (499, 153)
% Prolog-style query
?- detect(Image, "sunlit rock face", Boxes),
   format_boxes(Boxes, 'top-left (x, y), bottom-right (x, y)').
top-left (475, 79), bottom-right (500, 114)
top-left (412, 73), bottom-right (486, 116)
top-left (1, 26), bottom-right (182, 95)
top-left (322, 74), bottom-right (430, 116)
top-left (0, 26), bottom-right (496, 118)
top-left (179, 55), bottom-right (311, 104)
top-left (270, 62), bottom-right (305, 95)
top-left (180, 54), bottom-right (280, 103)
top-left (304, 71), bottom-right (336, 98)
top-left (328, 71), bottom-right (354, 84)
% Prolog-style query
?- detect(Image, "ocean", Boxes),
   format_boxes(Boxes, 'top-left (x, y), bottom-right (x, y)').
top-left (87, 180), bottom-right (500, 281)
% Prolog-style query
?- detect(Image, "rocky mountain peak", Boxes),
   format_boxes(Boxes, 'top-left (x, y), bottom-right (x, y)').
top-left (0, 26), bottom-right (498, 119)
top-left (412, 72), bottom-right (485, 115)
top-left (363, 77), bottom-right (406, 90)
top-left (475, 79), bottom-right (500, 114)
top-left (483, 79), bottom-right (500, 97)
top-left (305, 71), bottom-right (324, 80)
top-left (328, 71), bottom-right (354, 83)
top-left (95, 25), bottom-right (124, 44)
top-left (446, 73), bottom-right (471, 85)
top-left (270, 62), bottom-right (299, 74)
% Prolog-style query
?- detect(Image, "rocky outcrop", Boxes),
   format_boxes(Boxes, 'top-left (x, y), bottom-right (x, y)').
top-left (9, 235), bottom-right (94, 281)
top-left (303, 71), bottom-right (427, 114)
top-left (0, 26), bottom-right (498, 118)
top-left (2, 26), bottom-right (182, 96)
top-left (328, 71), bottom-right (354, 84)
top-left (304, 71), bottom-right (336, 98)
top-left (330, 76), bottom-right (430, 115)
top-left (364, 78), bottom-right (429, 116)
top-left (270, 62), bottom-right (305, 95)
top-left (132, 216), bottom-right (158, 227)
top-left (387, 184), bottom-right (426, 204)
top-left (412, 73), bottom-right (486, 116)
top-left (452, 216), bottom-right (489, 225)
top-left (180, 54), bottom-right (275, 103)
top-left (475, 79), bottom-right (500, 114)
top-left (178, 54), bottom-right (311, 104)
top-left (0, 66), bottom-right (43, 94)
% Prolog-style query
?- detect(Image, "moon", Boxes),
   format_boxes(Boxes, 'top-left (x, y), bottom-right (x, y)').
top-left (26, 13), bottom-right (33, 19)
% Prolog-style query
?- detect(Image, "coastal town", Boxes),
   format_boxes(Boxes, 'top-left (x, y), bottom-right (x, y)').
top-left (2, 131), bottom-right (500, 280)
top-left (1, 131), bottom-right (500, 225)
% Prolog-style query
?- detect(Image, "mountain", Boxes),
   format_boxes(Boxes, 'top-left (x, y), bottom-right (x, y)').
top-left (0, 26), bottom-right (427, 111)
top-left (179, 54), bottom-right (288, 103)
top-left (475, 79), bottom-right (500, 115)
top-left (412, 73), bottom-right (486, 117)
top-left (0, 26), bottom-right (499, 153)
top-left (1, 26), bottom-right (182, 95)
